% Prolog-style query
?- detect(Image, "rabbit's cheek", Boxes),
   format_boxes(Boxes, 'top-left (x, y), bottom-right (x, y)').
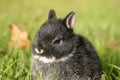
top-left (57, 43), bottom-right (73, 53)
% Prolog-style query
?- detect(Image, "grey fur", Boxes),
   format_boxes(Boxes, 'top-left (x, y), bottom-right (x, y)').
top-left (31, 9), bottom-right (102, 80)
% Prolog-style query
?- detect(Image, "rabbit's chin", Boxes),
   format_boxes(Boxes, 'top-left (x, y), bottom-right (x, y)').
top-left (33, 53), bottom-right (73, 63)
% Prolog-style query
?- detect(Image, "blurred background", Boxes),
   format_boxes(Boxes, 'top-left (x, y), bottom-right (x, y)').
top-left (0, 0), bottom-right (120, 80)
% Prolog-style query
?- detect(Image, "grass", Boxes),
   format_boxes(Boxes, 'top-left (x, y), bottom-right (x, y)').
top-left (0, 0), bottom-right (120, 80)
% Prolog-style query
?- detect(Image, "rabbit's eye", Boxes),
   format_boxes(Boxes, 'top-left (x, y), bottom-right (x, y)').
top-left (52, 39), bottom-right (63, 45)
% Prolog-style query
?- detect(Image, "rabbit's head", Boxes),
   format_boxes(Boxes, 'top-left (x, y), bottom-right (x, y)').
top-left (32, 9), bottom-right (78, 59)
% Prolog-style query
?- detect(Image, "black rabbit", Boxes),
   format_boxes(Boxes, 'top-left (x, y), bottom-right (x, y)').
top-left (32, 9), bottom-right (102, 80)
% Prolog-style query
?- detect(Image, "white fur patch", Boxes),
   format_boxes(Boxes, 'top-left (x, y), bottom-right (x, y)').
top-left (33, 55), bottom-right (56, 63)
top-left (57, 54), bottom-right (73, 62)
top-left (33, 53), bottom-right (73, 63)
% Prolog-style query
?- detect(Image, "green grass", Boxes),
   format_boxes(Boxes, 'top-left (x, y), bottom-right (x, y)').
top-left (0, 0), bottom-right (120, 80)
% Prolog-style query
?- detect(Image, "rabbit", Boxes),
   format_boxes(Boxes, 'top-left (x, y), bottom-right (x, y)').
top-left (31, 9), bottom-right (102, 80)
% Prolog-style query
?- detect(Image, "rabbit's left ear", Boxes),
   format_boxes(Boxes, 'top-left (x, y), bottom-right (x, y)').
top-left (48, 9), bottom-right (57, 20)
top-left (63, 11), bottom-right (76, 29)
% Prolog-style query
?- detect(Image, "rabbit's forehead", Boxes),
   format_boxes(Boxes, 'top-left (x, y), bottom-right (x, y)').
top-left (39, 22), bottom-right (67, 38)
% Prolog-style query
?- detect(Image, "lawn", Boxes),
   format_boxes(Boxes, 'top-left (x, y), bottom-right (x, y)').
top-left (0, 0), bottom-right (120, 80)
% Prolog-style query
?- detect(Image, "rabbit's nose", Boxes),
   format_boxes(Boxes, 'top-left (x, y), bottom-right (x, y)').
top-left (35, 48), bottom-right (44, 54)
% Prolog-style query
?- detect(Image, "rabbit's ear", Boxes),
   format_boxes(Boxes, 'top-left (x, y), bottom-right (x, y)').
top-left (48, 9), bottom-right (57, 20)
top-left (64, 12), bottom-right (76, 29)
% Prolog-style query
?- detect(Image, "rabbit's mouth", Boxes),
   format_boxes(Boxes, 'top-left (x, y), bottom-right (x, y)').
top-left (33, 48), bottom-right (76, 63)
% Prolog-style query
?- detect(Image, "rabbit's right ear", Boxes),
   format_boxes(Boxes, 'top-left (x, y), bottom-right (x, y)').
top-left (48, 9), bottom-right (57, 20)
top-left (63, 11), bottom-right (76, 29)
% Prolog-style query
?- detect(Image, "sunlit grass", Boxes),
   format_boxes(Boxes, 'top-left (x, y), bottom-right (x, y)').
top-left (0, 0), bottom-right (120, 80)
